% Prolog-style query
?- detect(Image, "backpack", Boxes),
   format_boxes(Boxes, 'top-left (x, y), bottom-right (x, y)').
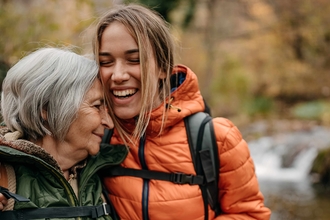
top-left (101, 111), bottom-right (221, 220)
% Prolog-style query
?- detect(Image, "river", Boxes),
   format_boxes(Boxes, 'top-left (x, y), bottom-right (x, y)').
top-left (243, 120), bottom-right (330, 220)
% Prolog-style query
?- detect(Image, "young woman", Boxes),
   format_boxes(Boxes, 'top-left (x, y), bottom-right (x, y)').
top-left (94, 4), bottom-right (271, 220)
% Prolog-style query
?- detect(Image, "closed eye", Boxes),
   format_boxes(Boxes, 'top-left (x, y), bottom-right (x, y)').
top-left (128, 58), bottom-right (140, 64)
top-left (99, 53), bottom-right (114, 67)
top-left (100, 60), bottom-right (113, 66)
top-left (94, 104), bottom-right (102, 110)
top-left (92, 100), bottom-right (104, 110)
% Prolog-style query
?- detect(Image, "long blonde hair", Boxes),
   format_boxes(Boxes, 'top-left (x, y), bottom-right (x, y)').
top-left (93, 4), bottom-right (175, 143)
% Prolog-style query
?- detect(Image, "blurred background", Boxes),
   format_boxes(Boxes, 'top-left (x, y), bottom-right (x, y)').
top-left (2, 0), bottom-right (330, 219)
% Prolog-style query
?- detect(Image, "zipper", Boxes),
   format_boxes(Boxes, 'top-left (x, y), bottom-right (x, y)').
top-left (138, 133), bottom-right (149, 220)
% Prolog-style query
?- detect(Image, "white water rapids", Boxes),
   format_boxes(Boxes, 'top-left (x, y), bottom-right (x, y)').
top-left (246, 124), bottom-right (330, 220)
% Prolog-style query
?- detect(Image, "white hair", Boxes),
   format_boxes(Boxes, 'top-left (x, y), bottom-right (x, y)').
top-left (1, 47), bottom-right (98, 140)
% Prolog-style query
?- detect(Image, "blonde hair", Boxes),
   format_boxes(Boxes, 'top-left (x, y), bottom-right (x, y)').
top-left (93, 3), bottom-right (175, 142)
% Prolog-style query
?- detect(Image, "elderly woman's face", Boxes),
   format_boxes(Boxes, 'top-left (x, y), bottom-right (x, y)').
top-left (63, 79), bottom-right (112, 157)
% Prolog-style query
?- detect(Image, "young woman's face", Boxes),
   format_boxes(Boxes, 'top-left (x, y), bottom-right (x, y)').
top-left (99, 21), bottom-right (159, 120)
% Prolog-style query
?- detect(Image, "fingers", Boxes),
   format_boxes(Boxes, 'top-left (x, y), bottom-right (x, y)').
top-left (0, 193), bottom-right (8, 211)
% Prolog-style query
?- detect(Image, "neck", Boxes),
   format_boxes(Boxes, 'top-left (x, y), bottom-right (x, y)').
top-left (32, 135), bottom-right (80, 179)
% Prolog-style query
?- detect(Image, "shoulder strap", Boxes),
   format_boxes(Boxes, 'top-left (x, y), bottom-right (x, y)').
top-left (102, 184), bottom-right (120, 220)
top-left (100, 112), bottom-right (221, 217)
top-left (184, 112), bottom-right (221, 217)
top-left (0, 203), bottom-right (111, 219)
top-left (102, 128), bottom-right (113, 144)
top-left (100, 130), bottom-right (205, 186)
top-left (101, 166), bottom-right (204, 185)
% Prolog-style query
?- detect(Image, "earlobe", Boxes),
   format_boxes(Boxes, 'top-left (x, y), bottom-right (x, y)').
top-left (159, 71), bottom-right (167, 79)
top-left (41, 109), bottom-right (48, 121)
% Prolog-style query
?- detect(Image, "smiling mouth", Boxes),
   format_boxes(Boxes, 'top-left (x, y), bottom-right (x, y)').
top-left (95, 133), bottom-right (103, 139)
top-left (112, 89), bottom-right (137, 99)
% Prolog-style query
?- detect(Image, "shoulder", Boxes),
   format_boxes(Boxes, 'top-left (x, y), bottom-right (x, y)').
top-left (212, 117), bottom-right (243, 144)
top-left (212, 117), bottom-right (248, 154)
top-left (97, 144), bottom-right (129, 165)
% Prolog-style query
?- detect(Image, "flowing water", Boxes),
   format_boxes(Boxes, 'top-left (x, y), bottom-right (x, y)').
top-left (245, 122), bottom-right (330, 220)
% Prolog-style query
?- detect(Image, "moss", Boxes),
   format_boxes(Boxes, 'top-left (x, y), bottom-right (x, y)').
top-left (311, 148), bottom-right (330, 187)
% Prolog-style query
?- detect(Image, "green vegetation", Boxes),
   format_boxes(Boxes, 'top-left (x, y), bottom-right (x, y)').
top-left (291, 101), bottom-right (330, 120)
top-left (311, 148), bottom-right (330, 188)
top-left (1, 0), bottom-right (330, 126)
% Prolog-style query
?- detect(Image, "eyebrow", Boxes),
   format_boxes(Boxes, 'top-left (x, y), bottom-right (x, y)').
top-left (126, 49), bottom-right (139, 55)
top-left (99, 52), bottom-right (110, 57)
top-left (86, 91), bottom-right (103, 101)
top-left (99, 49), bottom-right (139, 57)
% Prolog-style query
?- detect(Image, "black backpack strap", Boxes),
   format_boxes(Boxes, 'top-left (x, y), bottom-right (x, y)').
top-left (184, 112), bottom-right (221, 218)
top-left (102, 184), bottom-right (120, 220)
top-left (203, 115), bottom-right (221, 216)
top-left (102, 128), bottom-right (113, 144)
top-left (0, 186), bottom-right (30, 202)
top-left (0, 203), bottom-right (111, 219)
top-left (101, 166), bottom-right (204, 185)
top-left (203, 98), bottom-right (212, 115)
top-left (99, 111), bottom-right (221, 217)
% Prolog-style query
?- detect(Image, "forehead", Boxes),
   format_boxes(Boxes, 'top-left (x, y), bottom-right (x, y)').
top-left (99, 21), bottom-right (157, 62)
top-left (84, 79), bottom-right (103, 101)
top-left (100, 22), bottom-right (137, 48)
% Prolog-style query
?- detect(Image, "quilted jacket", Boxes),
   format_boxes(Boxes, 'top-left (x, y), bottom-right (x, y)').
top-left (105, 65), bottom-right (271, 220)
top-left (0, 127), bottom-right (128, 220)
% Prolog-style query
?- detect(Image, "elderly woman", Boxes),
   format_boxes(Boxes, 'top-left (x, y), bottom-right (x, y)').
top-left (0, 47), bottom-right (127, 219)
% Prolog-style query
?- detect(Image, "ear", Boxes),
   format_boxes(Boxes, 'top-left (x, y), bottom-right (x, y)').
top-left (41, 108), bottom-right (48, 121)
top-left (159, 71), bottom-right (167, 79)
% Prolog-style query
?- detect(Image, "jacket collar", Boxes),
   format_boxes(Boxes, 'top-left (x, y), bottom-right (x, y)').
top-left (0, 127), bottom-right (61, 171)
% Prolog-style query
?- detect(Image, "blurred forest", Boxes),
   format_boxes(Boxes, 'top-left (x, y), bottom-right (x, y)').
top-left (1, 0), bottom-right (330, 127)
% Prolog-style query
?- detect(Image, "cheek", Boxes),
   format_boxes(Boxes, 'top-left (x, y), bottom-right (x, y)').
top-left (132, 66), bottom-right (142, 81)
top-left (100, 67), bottom-right (111, 82)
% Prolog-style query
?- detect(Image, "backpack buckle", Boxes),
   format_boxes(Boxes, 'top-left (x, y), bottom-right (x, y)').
top-left (102, 203), bottom-right (109, 215)
top-left (172, 173), bottom-right (194, 184)
top-left (92, 203), bottom-right (110, 218)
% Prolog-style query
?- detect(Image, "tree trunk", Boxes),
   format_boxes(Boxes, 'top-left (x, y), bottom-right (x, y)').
top-left (202, 0), bottom-right (219, 102)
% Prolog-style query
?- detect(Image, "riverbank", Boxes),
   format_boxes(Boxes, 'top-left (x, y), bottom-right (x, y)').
top-left (242, 119), bottom-right (330, 220)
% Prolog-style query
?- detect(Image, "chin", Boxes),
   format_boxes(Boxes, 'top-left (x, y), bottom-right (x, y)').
top-left (89, 146), bottom-right (100, 156)
top-left (115, 111), bottom-right (138, 120)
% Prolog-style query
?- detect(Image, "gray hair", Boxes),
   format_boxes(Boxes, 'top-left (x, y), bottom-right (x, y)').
top-left (1, 47), bottom-right (98, 140)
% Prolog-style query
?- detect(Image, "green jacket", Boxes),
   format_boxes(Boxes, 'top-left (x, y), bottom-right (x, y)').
top-left (0, 128), bottom-right (128, 220)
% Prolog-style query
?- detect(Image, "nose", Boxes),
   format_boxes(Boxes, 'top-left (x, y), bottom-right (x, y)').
top-left (100, 105), bottom-right (114, 129)
top-left (111, 62), bottom-right (130, 83)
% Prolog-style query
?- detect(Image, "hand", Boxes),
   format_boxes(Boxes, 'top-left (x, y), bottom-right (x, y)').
top-left (0, 193), bottom-right (8, 210)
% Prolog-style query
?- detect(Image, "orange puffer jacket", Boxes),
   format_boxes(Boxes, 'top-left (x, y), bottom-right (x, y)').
top-left (105, 65), bottom-right (271, 220)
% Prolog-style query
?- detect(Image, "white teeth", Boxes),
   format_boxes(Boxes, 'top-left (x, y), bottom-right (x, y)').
top-left (113, 89), bottom-right (136, 97)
